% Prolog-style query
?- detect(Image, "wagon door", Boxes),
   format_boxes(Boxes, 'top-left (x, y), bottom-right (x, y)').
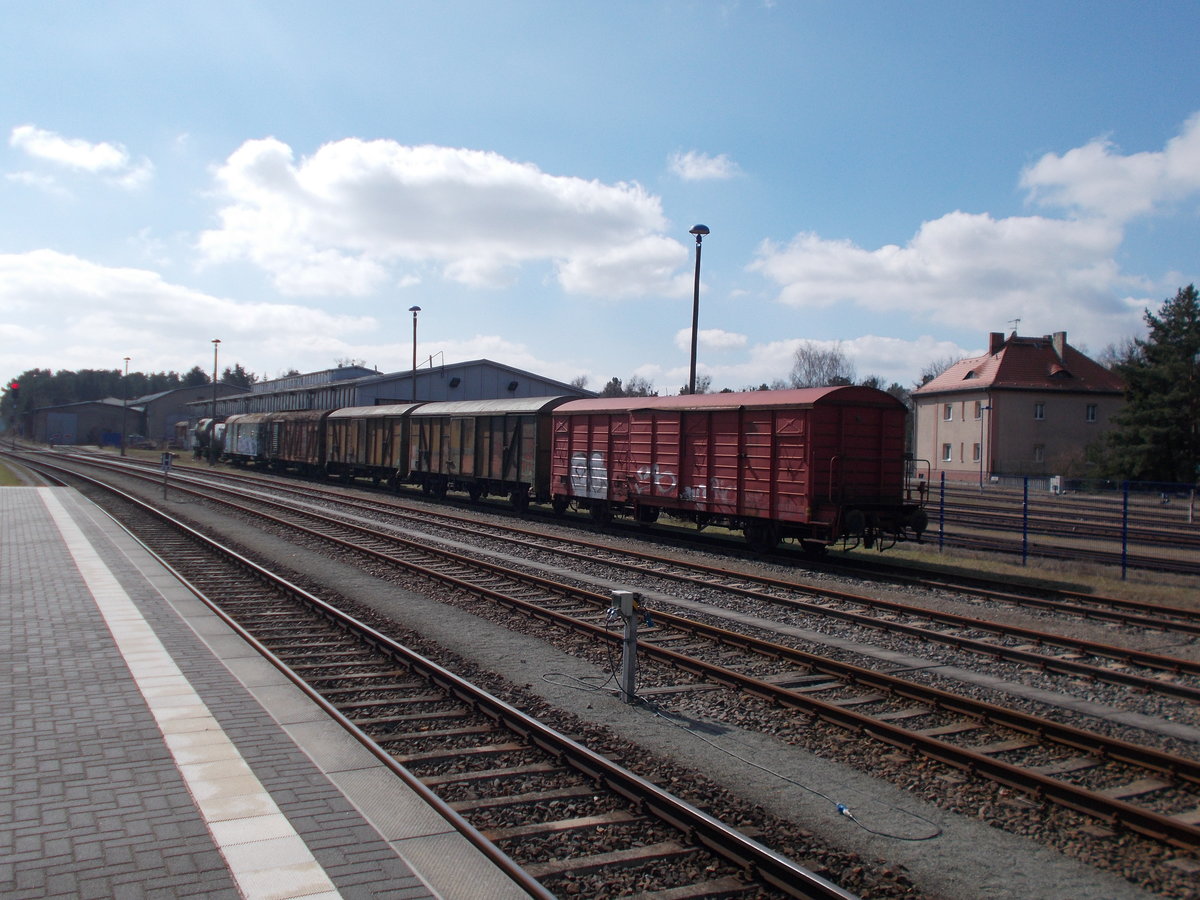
top-left (684, 410), bottom-right (739, 515)
top-left (769, 409), bottom-right (810, 523)
top-left (630, 411), bottom-right (679, 503)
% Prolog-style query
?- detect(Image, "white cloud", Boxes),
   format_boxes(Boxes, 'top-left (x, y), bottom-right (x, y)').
top-left (668, 150), bottom-right (742, 181)
top-left (0, 250), bottom-right (376, 375)
top-left (9, 124), bottom-right (153, 189)
top-left (1021, 113), bottom-right (1200, 221)
top-left (749, 115), bottom-right (1200, 361)
top-left (748, 209), bottom-right (1150, 357)
top-left (198, 137), bottom-right (688, 298)
top-left (672, 327), bottom-right (748, 352)
top-left (5, 170), bottom-right (70, 197)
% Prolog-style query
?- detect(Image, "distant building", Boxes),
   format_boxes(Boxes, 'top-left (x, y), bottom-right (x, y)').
top-left (913, 331), bottom-right (1124, 483)
top-left (30, 383), bottom-right (243, 447)
top-left (196, 359), bottom-right (593, 417)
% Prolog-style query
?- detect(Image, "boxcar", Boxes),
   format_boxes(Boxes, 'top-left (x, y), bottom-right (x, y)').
top-left (550, 387), bottom-right (927, 550)
top-left (262, 409), bottom-right (332, 474)
top-left (324, 403), bottom-right (423, 485)
top-left (222, 412), bottom-right (271, 465)
top-left (407, 397), bottom-right (571, 507)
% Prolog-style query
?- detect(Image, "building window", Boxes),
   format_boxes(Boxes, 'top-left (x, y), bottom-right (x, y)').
top-left (972, 442), bottom-right (981, 462)
top-left (942, 443), bottom-right (952, 462)
top-left (1033, 444), bottom-right (1045, 463)
top-left (943, 403), bottom-right (953, 421)
top-left (974, 400), bottom-right (982, 420)
top-left (1034, 402), bottom-right (1045, 420)
top-left (1086, 403), bottom-right (1097, 423)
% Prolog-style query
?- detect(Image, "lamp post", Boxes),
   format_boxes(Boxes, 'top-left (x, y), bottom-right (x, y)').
top-left (687, 224), bottom-right (709, 395)
top-left (408, 305), bottom-right (421, 403)
top-left (978, 401), bottom-right (992, 492)
top-left (210, 339), bottom-right (220, 465)
top-left (121, 357), bottom-right (130, 457)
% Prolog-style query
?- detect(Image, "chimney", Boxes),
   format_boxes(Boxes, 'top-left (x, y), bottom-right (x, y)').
top-left (988, 332), bottom-right (1005, 355)
top-left (1051, 331), bottom-right (1066, 361)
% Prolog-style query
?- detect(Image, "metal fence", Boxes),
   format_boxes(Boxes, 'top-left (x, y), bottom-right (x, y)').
top-left (926, 473), bottom-right (1200, 579)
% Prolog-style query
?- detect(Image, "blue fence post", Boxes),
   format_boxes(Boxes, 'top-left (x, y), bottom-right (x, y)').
top-left (1121, 480), bottom-right (1130, 581)
top-left (1022, 477), bottom-right (1029, 566)
top-left (938, 471), bottom-right (946, 552)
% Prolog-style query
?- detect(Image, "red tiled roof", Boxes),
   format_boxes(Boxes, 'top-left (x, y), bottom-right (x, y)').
top-left (915, 333), bottom-right (1124, 395)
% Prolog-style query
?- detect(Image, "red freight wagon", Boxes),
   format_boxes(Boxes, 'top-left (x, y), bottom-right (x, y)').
top-left (550, 387), bottom-right (927, 550)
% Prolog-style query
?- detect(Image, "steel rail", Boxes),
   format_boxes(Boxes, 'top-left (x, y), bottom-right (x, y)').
top-left (93, 463), bottom-right (1200, 850)
top-left (27, 455), bottom-right (859, 900)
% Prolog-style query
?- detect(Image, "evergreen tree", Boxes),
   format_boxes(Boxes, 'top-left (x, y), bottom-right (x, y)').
top-left (182, 366), bottom-right (210, 387)
top-left (1106, 285), bottom-right (1200, 483)
top-left (221, 363), bottom-right (257, 390)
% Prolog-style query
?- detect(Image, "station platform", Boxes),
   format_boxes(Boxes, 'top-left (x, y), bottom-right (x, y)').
top-left (1, 486), bottom-right (532, 900)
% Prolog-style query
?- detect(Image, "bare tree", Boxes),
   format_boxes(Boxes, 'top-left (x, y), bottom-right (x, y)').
top-left (679, 374), bottom-right (711, 395)
top-left (789, 341), bottom-right (855, 388)
top-left (625, 375), bottom-right (657, 397)
top-left (599, 375), bottom-right (658, 398)
top-left (917, 354), bottom-right (962, 387)
top-left (569, 374), bottom-right (589, 390)
top-left (1095, 337), bottom-right (1141, 370)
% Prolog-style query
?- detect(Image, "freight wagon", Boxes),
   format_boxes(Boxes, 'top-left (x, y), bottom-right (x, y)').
top-left (549, 387), bottom-right (928, 550)
top-left (407, 397), bottom-right (571, 508)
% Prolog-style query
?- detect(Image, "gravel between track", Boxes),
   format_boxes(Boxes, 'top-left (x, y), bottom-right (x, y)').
top-left (83, 470), bottom-right (1196, 899)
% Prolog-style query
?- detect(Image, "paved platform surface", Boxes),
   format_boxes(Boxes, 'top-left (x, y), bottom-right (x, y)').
top-left (0, 486), bottom-right (532, 900)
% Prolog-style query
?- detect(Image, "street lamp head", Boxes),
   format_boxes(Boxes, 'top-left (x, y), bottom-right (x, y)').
top-left (409, 305), bottom-right (421, 314)
top-left (689, 224), bottom-right (710, 237)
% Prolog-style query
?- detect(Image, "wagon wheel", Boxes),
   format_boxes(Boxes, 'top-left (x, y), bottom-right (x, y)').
top-left (743, 520), bottom-right (779, 552)
top-left (589, 502), bottom-right (613, 525)
top-left (551, 496), bottom-right (570, 516)
top-left (468, 483), bottom-right (484, 502)
top-left (509, 489), bottom-right (529, 512)
top-left (634, 504), bottom-right (659, 526)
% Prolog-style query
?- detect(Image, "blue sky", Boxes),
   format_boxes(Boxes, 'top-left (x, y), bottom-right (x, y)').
top-left (3, 1), bottom-right (1198, 394)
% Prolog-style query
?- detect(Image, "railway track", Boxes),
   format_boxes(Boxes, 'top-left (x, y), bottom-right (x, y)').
top-left (78, 454), bottom-right (1200, 704)
top-left (55, 450), bottom-right (1200, 634)
top-left (32, 451), bottom-right (1200, 856)
top-left (33, 461), bottom-right (856, 899)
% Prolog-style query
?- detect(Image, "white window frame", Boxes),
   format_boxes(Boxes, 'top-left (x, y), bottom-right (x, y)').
top-left (943, 403), bottom-right (953, 421)
top-left (1034, 402), bottom-right (1045, 421)
top-left (1086, 403), bottom-right (1097, 423)
top-left (941, 443), bottom-right (953, 462)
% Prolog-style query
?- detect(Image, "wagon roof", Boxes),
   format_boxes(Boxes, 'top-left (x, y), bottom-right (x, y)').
top-left (327, 403), bottom-right (424, 419)
top-left (554, 385), bottom-right (904, 414)
top-left (262, 409), bottom-right (334, 422)
top-left (223, 412), bottom-right (274, 424)
top-left (409, 396), bottom-right (572, 416)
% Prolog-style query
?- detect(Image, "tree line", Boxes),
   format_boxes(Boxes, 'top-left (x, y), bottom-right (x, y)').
top-left (1, 363), bottom-right (258, 418)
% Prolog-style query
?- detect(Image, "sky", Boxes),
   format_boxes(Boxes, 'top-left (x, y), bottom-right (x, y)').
top-left (2, 1), bottom-right (1199, 396)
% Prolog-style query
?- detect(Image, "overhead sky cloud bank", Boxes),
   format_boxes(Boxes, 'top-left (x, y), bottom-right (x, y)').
top-left (2, 5), bottom-right (1197, 397)
top-left (198, 137), bottom-right (689, 298)
top-left (749, 114), bottom-right (1200, 356)
top-left (0, 250), bottom-right (376, 374)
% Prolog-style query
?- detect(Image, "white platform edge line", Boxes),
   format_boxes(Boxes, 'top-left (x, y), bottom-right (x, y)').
top-left (39, 488), bottom-right (343, 900)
